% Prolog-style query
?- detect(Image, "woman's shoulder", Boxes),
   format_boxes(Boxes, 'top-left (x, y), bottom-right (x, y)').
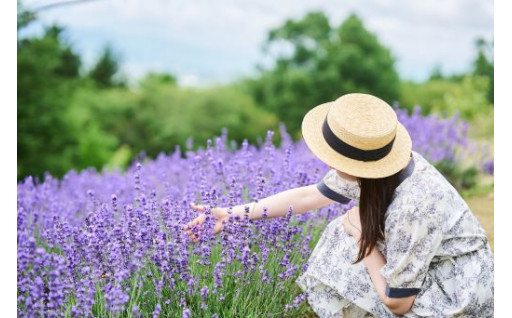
top-left (389, 151), bottom-right (472, 230)
top-left (398, 151), bottom-right (458, 195)
top-left (317, 167), bottom-right (360, 202)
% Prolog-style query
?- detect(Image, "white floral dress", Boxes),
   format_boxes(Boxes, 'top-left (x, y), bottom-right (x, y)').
top-left (296, 151), bottom-right (494, 317)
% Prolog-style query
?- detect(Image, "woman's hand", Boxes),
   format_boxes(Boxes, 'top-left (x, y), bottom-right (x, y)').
top-left (341, 206), bottom-right (362, 242)
top-left (182, 202), bottom-right (229, 243)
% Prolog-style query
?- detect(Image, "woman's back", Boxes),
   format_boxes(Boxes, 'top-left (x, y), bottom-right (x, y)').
top-left (297, 150), bottom-right (494, 317)
top-left (382, 150), bottom-right (491, 260)
top-left (379, 151), bottom-right (494, 316)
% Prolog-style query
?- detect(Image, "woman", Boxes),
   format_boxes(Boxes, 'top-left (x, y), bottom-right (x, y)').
top-left (184, 93), bottom-right (494, 317)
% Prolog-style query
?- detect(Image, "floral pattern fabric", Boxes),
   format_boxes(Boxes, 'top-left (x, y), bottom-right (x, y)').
top-left (296, 151), bottom-right (494, 317)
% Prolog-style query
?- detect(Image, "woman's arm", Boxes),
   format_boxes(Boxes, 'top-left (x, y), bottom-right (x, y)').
top-left (231, 184), bottom-right (336, 220)
top-left (363, 248), bottom-right (417, 316)
top-left (185, 185), bottom-right (336, 242)
top-left (342, 207), bottom-right (416, 316)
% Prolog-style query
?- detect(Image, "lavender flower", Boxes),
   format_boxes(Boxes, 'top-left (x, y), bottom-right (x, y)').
top-left (201, 285), bottom-right (209, 300)
top-left (153, 303), bottom-right (161, 318)
top-left (17, 112), bottom-right (472, 316)
top-left (483, 159), bottom-right (494, 175)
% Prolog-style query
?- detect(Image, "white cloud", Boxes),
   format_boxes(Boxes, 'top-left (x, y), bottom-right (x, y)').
top-left (23, 0), bottom-right (493, 83)
top-left (178, 74), bottom-right (201, 87)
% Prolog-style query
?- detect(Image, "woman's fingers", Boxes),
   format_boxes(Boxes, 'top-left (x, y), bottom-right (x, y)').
top-left (184, 219), bottom-right (224, 242)
top-left (184, 213), bottom-right (205, 230)
top-left (183, 203), bottom-right (225, 242)
top-left (182, 204), bottom-right (206, 243)
top-left (183, 221), bottom-right (194, 231)
top-left (184, 220), bottom-right (201, 233)
top-left (190, 202), bottom-right (205, 212)
top-left (213, 221), bottom-right (224, 234)
top-left (183, 203), bottom-right (208, 231)
top-left (184, 227), bottom-right (202, 241)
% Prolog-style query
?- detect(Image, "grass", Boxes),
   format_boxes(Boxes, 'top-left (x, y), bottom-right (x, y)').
top-left (461, 109), bottom-right (493, 251)
top-left (463, 109), bottom-right (494, 251)
top-left (465, 189), bottom-right (494, 251)
top-left (20, 171), bottom-right (495, 317)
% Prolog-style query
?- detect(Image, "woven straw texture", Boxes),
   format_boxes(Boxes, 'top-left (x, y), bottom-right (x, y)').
top-left (301, 93), bottom-right (412, 178)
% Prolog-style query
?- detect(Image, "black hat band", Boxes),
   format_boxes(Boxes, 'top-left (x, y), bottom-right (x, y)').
top-left (321, 117), bottom-right (395, 162)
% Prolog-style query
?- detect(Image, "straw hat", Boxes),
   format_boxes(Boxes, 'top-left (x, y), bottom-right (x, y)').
top-left (301, 93), bottom-right (412, 179)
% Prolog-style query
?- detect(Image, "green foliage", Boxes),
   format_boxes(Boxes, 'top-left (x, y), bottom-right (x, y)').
top-left (105, 145), bottom-right (133, 171)
top-left (403, 36), bottom-right (493, 121)
top-left (17, 8), bottom-right (493, 186)
top-left (143, 72), bottom-right (178, 85)
top-left (428, 64), bottom-right (444, 81)
top-left (88, 45), bottom-right (125, 88)
top-left (17, 1), bottom-right (37, 30)
top-left (67, 77), bottom-right (279, 167)
top-left (77, 121), bottom-right (119, 169)
top-left (468, 108), bottom-right (494, 139)
top-left (17, 19), bottom-right (277, 180)
top-left (244, 12), bottom-right (400, 136)
top-left (472, 38), bottom-right (494, 103)
top-left (17, 25), bottom-right (83, 179)
top-left (435, 160), bottom-right (478, 191)
top-left (399, 75), bottom-right (491, 120)
top-left (443, 76), bottom-right (490, 120)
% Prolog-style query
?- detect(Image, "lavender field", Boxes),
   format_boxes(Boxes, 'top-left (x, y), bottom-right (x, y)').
top-left (17, 108), bottom-right (486, 317)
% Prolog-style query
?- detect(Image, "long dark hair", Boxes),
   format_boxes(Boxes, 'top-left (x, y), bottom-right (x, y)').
top-left (352, 170), bottom-right (402, 264)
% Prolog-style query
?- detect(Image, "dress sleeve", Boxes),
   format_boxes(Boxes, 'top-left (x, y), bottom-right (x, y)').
top-left (379, 195), bottom-right (445, 298)
top-left (316, 169), bottom-right (360, 204)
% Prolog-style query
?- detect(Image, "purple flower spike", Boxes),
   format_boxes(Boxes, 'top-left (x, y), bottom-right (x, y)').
top-left (17, 119), bottom-right (471, 316)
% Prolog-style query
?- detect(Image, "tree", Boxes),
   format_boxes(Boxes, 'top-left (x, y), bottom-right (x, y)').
top-left (17, 1), bottom-right (36, 30)
top-left (68, 80), bottom-right (279, 162)
top-left (243, 12), bottom-right (400, 137)
top-left (473, 38), bottom-right (494, 104)
top-left (18, 25), bottom-right (83, 179)
top-left (429, 64), bottom-right (444, 81)
top-left (141, 72), bottom-right (177, 86)
top-left (88, 45), bottom-right (124, 88)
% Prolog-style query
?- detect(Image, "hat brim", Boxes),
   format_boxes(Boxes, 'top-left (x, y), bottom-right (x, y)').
top-left (301, 101), bottom-right (413, 179)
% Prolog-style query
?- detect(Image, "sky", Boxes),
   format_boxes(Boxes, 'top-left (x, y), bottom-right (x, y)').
top-left (20, 0), bottom-right (494, 87)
